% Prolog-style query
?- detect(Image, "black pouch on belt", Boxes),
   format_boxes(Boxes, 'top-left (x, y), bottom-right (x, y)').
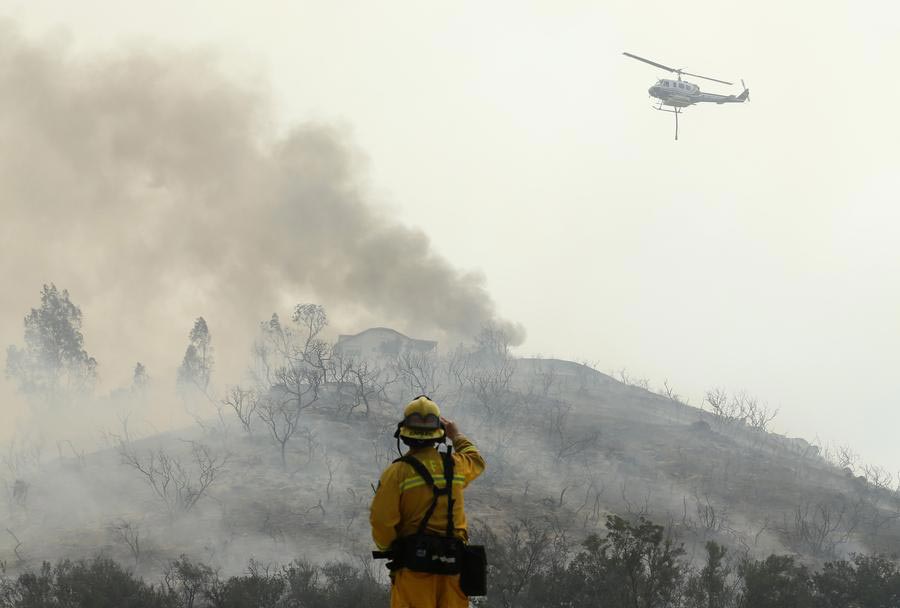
top-left (398, 533), bottom-right (462, 575)
top-left (459, 543), bottom-right (487, 597)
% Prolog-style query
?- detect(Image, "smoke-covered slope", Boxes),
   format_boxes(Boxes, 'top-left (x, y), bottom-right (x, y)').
top-left (3, 352), bottom-right (895, 578)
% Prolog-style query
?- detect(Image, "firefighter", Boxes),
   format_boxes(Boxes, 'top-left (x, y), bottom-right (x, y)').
top-left (370, 395), bottom-right (486, 608)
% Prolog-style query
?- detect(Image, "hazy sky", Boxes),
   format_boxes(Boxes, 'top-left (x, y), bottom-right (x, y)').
top-left (2, 1), bottom-right (898, 468)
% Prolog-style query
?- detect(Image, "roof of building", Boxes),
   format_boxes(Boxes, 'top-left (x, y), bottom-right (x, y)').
top-left (336, 327), bottom-right (437, 348)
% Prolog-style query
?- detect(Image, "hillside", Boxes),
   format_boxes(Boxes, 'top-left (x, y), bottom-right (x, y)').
top-left (3, 348), bottom-right (896, 580)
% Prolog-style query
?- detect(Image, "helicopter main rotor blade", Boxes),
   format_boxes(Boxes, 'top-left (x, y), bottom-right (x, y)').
top-left (624, 52), bottom-right (734, 85)
top-left (680, 71), bottom-right (733, 86)
top-left (622, 52), bottom-right (679, 74)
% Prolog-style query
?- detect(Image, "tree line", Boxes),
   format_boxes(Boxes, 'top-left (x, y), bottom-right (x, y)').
top-left (474, 514), bottom-right (900, 607)
top-left (2, 515), bottom-right (899, 607)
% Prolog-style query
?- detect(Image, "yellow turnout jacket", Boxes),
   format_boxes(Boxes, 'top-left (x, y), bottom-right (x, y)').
top-left (370, 435), bottom-right (485, 551)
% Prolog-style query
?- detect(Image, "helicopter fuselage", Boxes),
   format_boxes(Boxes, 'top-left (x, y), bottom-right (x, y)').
top-left (649, 78), bottom-right (699, 107)
top-left (648, 78), bottom-right (748, 108)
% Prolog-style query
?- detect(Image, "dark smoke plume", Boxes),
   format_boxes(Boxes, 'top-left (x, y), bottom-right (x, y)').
top-left (0, 21), bottom-right (523, 386)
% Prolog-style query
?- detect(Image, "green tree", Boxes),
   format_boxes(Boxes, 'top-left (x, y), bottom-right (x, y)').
top-left (564, 516), bottom-right (685, 608)
top-left (685, 542), bottom-right (736, 608)
top-left (5, 284), bottom-right (97, 405)
top-left (814, 554), bottom-right (900, 608)
top-left (132, 362), bottom-right (149, 392)
top-left (472, 519), bottom-right (567, 608)
top-left (176, 317), bottom-right (213, 396)
top-left (163, 554), bottom-right (215, 608)
top-left (739, 554), bottom-right (814, 608)
top-left (1, 558), bottom-right (174, 608)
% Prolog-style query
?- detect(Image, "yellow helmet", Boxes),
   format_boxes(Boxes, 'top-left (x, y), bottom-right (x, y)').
top-left (398, 395), bottom-right (445, 440)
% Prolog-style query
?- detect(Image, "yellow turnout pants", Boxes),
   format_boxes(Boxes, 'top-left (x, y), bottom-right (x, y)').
top-left (391, 569), bottom-right (469, 608)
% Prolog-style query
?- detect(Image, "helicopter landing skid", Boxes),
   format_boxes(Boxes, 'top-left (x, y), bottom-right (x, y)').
top-left (652, 103), bottom-right (683, 141)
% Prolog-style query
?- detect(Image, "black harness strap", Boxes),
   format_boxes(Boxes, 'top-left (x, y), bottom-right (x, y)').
top-left (443, 446), bottom-right (455, 538)
top-left (395, 446), bottom-right (456, 538)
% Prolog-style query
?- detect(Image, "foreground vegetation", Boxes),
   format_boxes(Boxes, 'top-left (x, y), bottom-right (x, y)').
top-left (478, 515), bottom-right (900, 607)
top-left (0, 556), bottom-right (388, 608)
top-left (2, 515), bottom-right (899, 607)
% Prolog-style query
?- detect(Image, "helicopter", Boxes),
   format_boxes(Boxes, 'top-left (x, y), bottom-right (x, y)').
top-left (623, 52), bottom-right (749, 140)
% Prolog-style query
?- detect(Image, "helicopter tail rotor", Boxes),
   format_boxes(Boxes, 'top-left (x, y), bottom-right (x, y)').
top-left (739, 79), bottom-right (750, 102)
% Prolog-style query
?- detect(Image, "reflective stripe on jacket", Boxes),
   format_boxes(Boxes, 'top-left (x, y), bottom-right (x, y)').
top-left (370, 435), bottom-right (485, 551)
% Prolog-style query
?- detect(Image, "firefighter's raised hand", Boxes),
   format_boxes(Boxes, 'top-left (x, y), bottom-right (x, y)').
top-left (440, 417), bottom-right (459, 441)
